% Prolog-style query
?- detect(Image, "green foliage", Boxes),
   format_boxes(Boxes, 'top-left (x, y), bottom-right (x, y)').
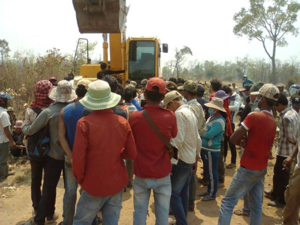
top-left (233, 0), bottom-right (300, 83)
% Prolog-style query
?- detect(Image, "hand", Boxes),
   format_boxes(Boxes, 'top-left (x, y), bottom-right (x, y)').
top-left (192, 161), bottom-right (198, 174)
top-left (282, 157), bottom-right (293, 169)
top-left (10, 141), bottom-right (16, 148)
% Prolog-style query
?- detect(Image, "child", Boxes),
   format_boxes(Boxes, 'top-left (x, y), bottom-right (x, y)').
top-left (10, 120), bottom-right (26, 157)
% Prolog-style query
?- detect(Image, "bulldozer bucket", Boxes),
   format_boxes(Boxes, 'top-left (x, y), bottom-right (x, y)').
top-left (73, 0), bottom-right (128, 33)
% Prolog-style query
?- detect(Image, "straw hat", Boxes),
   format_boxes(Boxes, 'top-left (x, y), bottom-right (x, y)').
top-left (163, 90), bottom-right (182, 108)
top-left (204, 97), bottom-right (226, 112)
top-left (79, 80), bottom-right (121, 110)
top-left (49, 80), bottom-right (77, 103)
top-left (14, 120), bottom-right (23, 129)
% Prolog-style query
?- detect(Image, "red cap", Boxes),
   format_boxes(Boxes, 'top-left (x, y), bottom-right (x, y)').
top-left (146, 78), bottom-right (166, 94)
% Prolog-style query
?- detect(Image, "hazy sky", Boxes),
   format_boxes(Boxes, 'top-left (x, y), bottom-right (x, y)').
top-left (1, 0), bottom-right (300, 66)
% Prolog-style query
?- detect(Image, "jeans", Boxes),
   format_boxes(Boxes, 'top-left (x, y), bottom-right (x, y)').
top-left (30, 159), bottom-right (45, 212)
top-left (62, 155), bottom-right (78, 225)
top-left (218, 142), bottom-right (225, 183)
top-left (203, 150), bottom-right (220, 198)
top-left (189, 172), bottom-right (197, 209)
top-left (133, 174), bottom-right (171, 225)
top-left (0, 142), bottom-right (9, 180)
top-left (74, 189), bottom-right (123, 225)
top-left (170, 160), bottom-right (193, 225)
top-left (34, 155), bottom-right (64, 225)
top-left (218, 167), bottom-right (267, 225)
top-left (224, 123), bottom-right (237, 164)
top-left (273, 155), bottom-right (289, 204)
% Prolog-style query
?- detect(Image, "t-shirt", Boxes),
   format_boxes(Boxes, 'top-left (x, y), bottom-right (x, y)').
top-left (242, 79), bottom-right (254, 88)
top-left (129, 105), bottom-right (178, 179)
top-left (0, 107), bottom-right (11, 143)
top-left (241, 111), bottom-right (276, 170)
top-left (12, 132), bottom-right (24, 145)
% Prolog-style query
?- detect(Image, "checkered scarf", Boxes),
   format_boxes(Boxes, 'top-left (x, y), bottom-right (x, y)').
top-left (30, 80), bottom-right (53, 109)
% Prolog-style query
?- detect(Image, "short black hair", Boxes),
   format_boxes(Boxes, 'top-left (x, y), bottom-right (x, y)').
top-left (221, 85), bottom-right (232, 95)
top-left (145, 87), bottom-right (164, 102)
top-left (124, 87), bottom-right (133, 102)
top-left (277, 94), bottom-right (288, 106)
top-left (196, 84), bottom-right (205, 97)
top-left (116, 84), bottom-right (124, 99)
top-left (265, 97), bottom-right (277, 107)
top-left (0, 98), bottom-right (8, 108)
top-left (100, 62), bottom-right (107, 70)
top-left (75, 84), bottom-right (87, 98)
top-left (169, 77), bottom-right (178, 84)
top-left (103, 75), bottom-right (118, 92)
top-left (210, 78), bottom-right (222, 92)
top-left (178, 78), bottom-right (185, 84)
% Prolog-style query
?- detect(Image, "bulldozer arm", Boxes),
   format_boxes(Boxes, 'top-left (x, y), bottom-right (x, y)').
top-left (73, 0), bottom-right (128, 33)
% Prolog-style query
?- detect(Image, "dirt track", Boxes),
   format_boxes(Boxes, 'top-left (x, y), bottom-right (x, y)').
top-left (0, 148), bottom-right (283, 225)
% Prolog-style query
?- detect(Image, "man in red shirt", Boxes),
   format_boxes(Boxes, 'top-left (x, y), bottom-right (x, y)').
top-left (129, 77), bottom-right (178, 225)
top-left (218, 84), bottom-right (279, 225)
top-left (72, 80), bottom-right (137, 225)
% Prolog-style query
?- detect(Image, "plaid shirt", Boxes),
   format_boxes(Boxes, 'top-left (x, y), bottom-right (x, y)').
top-left (276, 107), bottom-right (299, 157)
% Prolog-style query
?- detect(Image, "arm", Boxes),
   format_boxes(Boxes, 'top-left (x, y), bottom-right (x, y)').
top-left (121, 123), bottom-right (137, 160)
top-left (230, 126), bottom-right (248, 146)
top-left (283, 143), bottom-right (298, 168)
top-left (22, 110), bottom-right (49, 135)
top-left (3, 127), bottom-right (15, 147)
top-left (58, 108), bottom-right (72, 160)
top-left (202, 121), bottom-right (223, 140)
top-left (72, 120), bottom-right (88, 185)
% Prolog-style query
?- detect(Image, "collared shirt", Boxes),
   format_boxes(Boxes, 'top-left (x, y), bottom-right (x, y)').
top-left (0, 107), bottom-right (10, 143)
top-left (125, 102), bottom-right (138, 114)
top-left (229, 92), bottom-right (241, 123)
top-left (187, 99), bottom-right (207, 136)
top-left (129, 105), bottom-right (177, 179)
top-left (171, 105), bottom-right (202, 164)
top-left (276, 107), bottom-right (298, 157)
top-left (72, 109), bottom-right (137, 197)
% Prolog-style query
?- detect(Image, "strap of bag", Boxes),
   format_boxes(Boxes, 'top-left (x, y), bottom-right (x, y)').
top-left (142, 110), bottom-right (173, 151)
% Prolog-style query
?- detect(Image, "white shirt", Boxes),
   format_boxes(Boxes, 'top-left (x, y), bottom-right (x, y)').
top-left (171, 104), bottom-right (202, 164)
top-left (0, 107), bottom-right (11, 143)
top-left (297, 113), bottom-right (300, 169)
top-left (229, 92), bottom-right (242, 123)
top-left (187, 99), bottom-right (207, 136)
top-left (24, 108), bottom-right (38, 126)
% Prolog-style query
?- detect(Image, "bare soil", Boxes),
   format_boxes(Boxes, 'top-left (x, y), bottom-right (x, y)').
top-left (0, 148), bottom-right (283, 225)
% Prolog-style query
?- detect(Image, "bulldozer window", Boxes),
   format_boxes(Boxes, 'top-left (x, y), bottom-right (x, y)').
top-left (128, 41), bottom-right (156, 81)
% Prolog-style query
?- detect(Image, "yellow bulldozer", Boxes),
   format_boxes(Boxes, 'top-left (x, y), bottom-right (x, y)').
top-left (72, 0), bottom-right (168, 86)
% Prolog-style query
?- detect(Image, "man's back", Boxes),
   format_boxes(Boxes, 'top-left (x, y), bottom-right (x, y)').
top-left (241, 111), bottom-right (276, 170)
top-left (129, 105), bottom-right (177, 179)
top-left (187, 99), bottom-right (207, 135)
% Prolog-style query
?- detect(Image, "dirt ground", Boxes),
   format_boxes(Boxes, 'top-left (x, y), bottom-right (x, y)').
top-left (0, 148), bottom-right (283, 225)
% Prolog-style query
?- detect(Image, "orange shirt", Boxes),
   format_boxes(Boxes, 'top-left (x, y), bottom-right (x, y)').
top-left (241, 111), bottom-right (276, 170)
top-left (72, 109), bottom-right (137, 197)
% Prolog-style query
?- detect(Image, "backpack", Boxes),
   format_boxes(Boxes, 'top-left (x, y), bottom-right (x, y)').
top-left (27, 108), bottom-right (50, 161)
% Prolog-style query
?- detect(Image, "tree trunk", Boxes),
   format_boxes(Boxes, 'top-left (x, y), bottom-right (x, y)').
top-left (272, 57), bottom-right (276, 84)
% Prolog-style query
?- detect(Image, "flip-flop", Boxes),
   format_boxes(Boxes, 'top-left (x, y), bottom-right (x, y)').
top-left (234, 209), bottom-right (250, 217)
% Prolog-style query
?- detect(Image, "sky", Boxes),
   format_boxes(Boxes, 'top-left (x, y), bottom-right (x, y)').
top-left (0, 0), bottom-right (300, 66)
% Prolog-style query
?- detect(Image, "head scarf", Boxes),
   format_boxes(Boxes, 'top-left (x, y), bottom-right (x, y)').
top-left (30, 80), bottom-right (53, 109)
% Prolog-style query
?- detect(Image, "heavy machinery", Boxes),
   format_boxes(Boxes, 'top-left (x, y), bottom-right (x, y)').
top-left (72, 0), bottom-right (168, 85)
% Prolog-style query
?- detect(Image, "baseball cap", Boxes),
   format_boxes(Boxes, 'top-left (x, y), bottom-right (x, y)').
top-left (163, 90), bottom-right (182, 108)
top-left (166, 81), bottom-right (178, 92)
top-left (240, 84), bottom-right (253, 92)
top-left (146, 77), bottom-right (166, 94)
top-left (177, 86), bottom-right (184, 91)
top-left (183, 80), bottom-right (198, 93)
top-left (251, 84), bottom-right (280, 101)
top-left (276, 83), bottom-right (284, 88)
top-left (291, 94), bottom-right (300, 107)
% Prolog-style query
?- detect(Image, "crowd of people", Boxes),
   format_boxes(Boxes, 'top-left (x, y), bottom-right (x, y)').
top-left (0, 71), bottom-right (300, 225)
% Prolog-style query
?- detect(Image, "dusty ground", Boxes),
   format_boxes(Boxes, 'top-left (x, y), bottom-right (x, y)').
top-left (0, 148), bottom-right (283, 225)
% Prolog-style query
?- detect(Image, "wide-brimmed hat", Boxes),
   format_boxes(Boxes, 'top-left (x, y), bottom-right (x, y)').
top-left (215, 90), bottom-right (230, 100)
top-left (14, 120), bottom-right (23, 129)
top-left (163, 90), bottom-right (182, 108)
top-left (77, 79), bottom-right (91, 89)
top-left (251, 84), bottom-right (279, 101)
top-left (204, 97), bottom-right (226, 112)
top-left (79, 80), bottom-right (121, 110)
top-left (49, 80), bottom-right (77, 103)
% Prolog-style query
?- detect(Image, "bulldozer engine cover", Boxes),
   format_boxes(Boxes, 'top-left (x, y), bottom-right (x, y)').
top-left (73, 0), bottom-right (128, 33)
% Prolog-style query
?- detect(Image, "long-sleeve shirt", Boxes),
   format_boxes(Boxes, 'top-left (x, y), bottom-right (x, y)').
top-left (72, 109), bottom-right (136, 197)
top-left (229, 92), bottom-right (241, 124)
top-left (171, 105), bottom-right (202, 164)
top-left (187, 99), bottom-right (207, 136)
top-left (22, 103), bottom-right (67, 160)
top-left (276, 107), bottom-right (299, 157)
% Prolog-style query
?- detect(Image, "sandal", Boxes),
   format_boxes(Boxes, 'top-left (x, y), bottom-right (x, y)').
top-left (202, 195), bottom-right (215, 201)
top-left (234, 209), bottom-right (250, 217)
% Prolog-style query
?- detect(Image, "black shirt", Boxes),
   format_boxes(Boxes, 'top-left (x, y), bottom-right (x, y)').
top-left (97, 70), bottom-right (125, 79)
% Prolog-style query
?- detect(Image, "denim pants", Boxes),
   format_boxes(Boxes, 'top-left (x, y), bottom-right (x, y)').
top-left (62, 155), bottom-right (78, 225)
top-left (171, 160), bottom-right (193, 225)
top-left (74, 189), bottom-right (123, 225)
top-left (133, 174), bottom-right (171, 225)
top-left (0, 142), bottom-right (9, 180)
top-left (34, 155), bottom-right (64, 225)
top-left (189, 172), bottom-right (197, 208)
top-left (218, 166), bottom-right (267, 225)
top-left (203, 149), bottom-right (220, 197)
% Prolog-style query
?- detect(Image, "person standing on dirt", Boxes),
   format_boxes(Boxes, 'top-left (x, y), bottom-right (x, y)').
top-left (23, 80), bottom-right (77, 225)
top-left (129, 78), bottom-right (177, 225)
top-left (164, 90), bottom-right (201, 224)
top-left (97, 62), bottom-right (125, 79)
top-left (58, 82), bottom-right (90, 225)
top-left (218, 84), bottom-right (279, 225)
top-left (264, 94), bottom-right (298, 208)
top-left (72, 80), bottom-right (136, 225)
top-left (0, 92), bottom-right (16, 182)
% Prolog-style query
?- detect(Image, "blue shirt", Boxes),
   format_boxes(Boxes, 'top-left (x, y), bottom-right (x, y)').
top-left (63, 102), bottom-right (85, 150)
top-left (131, 99), bottom-right (142, 111)
top-left (242, 79), bottom-right (254, 88)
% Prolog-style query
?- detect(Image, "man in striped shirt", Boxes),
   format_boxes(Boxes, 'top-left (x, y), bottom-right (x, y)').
top-left (124, 86), bottom-right (138, 114)
top-left (265, 94), bottom-right (299, 207)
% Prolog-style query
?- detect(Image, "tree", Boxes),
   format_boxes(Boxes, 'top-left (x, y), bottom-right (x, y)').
top-left (174, 46), bottom-right (193, 78)
top-left (0, 39), bottom-right (10, 65)
top-left (233, 0), bottom-right (300, 83)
